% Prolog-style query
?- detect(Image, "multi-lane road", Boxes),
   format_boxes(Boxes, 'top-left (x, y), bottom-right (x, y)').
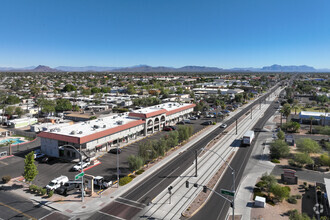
top-left (89, 84), bottom-right (281, 219)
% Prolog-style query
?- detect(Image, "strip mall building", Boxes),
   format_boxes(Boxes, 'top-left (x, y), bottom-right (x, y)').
top-left (38, 102), bottom-right (195, 159)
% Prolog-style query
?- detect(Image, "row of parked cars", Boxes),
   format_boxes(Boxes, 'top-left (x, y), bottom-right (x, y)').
top-left (45, 175), bottom-right (113, 196)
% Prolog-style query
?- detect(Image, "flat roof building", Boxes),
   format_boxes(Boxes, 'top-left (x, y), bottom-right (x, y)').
top-left (38, 102), bottom-right (195, 160)
top-left (299, 111), bottom-right (330, 126)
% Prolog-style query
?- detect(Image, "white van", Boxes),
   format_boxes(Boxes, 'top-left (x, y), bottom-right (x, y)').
top-left (46, 175), bottom-right (69, 191)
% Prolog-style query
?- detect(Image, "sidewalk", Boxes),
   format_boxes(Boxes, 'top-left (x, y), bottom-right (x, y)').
top-left (234, 115), bottom-right (277, 220)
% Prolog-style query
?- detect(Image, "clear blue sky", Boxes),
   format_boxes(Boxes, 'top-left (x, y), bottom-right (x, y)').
top-left (0, 0), bottom-right (329, 68)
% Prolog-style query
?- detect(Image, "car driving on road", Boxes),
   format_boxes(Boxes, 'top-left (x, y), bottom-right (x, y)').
top-left (72, 161), bottom-right (90, 171)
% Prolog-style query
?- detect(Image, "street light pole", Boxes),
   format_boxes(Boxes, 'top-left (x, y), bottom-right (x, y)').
top-left (117, 138), bottom-right (119, 187)
top-left (201, 147), bottom-right (235, 220)
top-left (235, 119), bottom-right (238, 135)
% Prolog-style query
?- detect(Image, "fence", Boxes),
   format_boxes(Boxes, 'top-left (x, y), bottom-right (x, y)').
top-left (0, 138), bottom-right (40, 155)
top-left (12, 130), bottom-right (37, 138)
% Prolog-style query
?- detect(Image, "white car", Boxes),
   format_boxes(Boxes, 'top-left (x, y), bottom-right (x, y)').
top-left (220, 124), bottom-right (227, 128)
top-left (72, 161), bottom-right (90, 171)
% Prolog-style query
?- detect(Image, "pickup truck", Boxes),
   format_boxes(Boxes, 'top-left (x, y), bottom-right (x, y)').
top-left (55, 182), bottom-right (78, 195)
top-left (94, 176), bottom-right (112, 189)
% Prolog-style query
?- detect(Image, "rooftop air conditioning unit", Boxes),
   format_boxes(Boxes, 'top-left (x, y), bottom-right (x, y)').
top-left (50, 129), bottom-right (55, 132)
top-left (78, 131), bottom-right (83, 134)
top-left (94, 125), bottom-right (100, 129)
top-left (57, 128), bottom-right (61, 132)
top-left (70, 131), bottom-right (76, 135)
top-left (117, 120), bottom-right (123, 125)
top-left (103, 125), bottom-right (106, 128)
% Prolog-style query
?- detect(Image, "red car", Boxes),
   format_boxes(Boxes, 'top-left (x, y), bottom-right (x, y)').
top-left (163, 126), bottom-right (173, 131)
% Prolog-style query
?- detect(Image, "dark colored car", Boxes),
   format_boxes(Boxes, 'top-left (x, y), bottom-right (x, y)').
top-left (55, 183), bottom-right (77, 196)
top-left (40, 156), bottom-right (57, 164)
top-left (163, 126), bottom-right (173, 131)
top-left (201, 121), bottom-right (213, 125)
top-left (109, 148), bottom-right (122, 154)
top-left (168, 126), bottom-right (176, 130)
top-left (177, 121), bottom-right (185, 125)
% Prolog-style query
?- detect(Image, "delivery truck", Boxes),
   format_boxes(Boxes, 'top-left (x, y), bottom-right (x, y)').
top-left (242, 130), bottom-right (255, 146)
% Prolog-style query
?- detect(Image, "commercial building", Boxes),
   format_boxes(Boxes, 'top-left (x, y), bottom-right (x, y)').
top-left (299, 111), bottom-right (330, 126)
top-left (38, 102), bottom-right (195, 160)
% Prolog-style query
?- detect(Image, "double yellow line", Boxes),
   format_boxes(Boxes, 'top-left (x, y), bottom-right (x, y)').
top-left (0, 202), bottom-right (37, 220)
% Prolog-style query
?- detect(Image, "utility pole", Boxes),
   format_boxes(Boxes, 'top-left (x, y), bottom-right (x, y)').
top-left (259, 100), bottom-right (261, 110)
top-left (79, 145), bottom-right (84, 202)
top-left (250, 107), bottom-right (252, 119)
top-left (168, 186), bottom-right (173, 204)
top-left (195, 150), bottom-right (198, 177)
top-left (235, 118), bottom-right (238, 135)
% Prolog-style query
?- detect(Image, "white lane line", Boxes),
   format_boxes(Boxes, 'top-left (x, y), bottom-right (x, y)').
top-left (117, 197), bottom-right (146, 207)
top-left (98, 211), bottom-right (126, 220)
top-left (114, 200), bottom-right (143, 210)
top-left (137, 166), bottom-right (180, 203)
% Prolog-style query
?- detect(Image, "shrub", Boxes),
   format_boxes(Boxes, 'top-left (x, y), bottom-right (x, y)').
top-left (295, 194), bottom-right (302, 199)
top-left (130, 175), bottom-right (136, 179)
top-left (29, 184), bottom-right (37, 191)
top-left (36, 186), bottom-right (42, 194)
top-left (303, 182), bottom-right (307, 186)
top-left (255, 181), bottom-right (266, 189)
top-left (288, 159), bottom-right (296, 167)
top-left (119, 176), bottom-right (133, 186)
top-left (271, 159), bottom-right (280, 163)
top-left (2, 175), bottom-right (11, 183)
top-left (287, 196), bottom-right (297, 204)
top-left (270, 140), bottom-right (290, 159)
top-left (212, 122), bottom-right (216, 125)
top-left (48, 190), bottom-right (54, 198)
top-left (127, 155), bottom-right (144, 171)
top-left (136, 169), bottom-right (145, 175)
top-left (40, 188), bottom-right (47, 196)
top-left (284, 186), bottom-right (291, 192)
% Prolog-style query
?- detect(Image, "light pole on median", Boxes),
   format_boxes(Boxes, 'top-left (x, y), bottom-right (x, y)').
top-left (200, 147), bottom-right (236, 220)
top-left (63, 144), bottom-right (84, 202)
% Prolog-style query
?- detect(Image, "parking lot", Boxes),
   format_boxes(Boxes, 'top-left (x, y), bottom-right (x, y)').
top-left (29, 116), bottom-right (220, 189)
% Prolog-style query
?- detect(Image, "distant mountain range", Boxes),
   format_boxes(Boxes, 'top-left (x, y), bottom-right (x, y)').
top-left (0, 64), bottom-right (329, 72)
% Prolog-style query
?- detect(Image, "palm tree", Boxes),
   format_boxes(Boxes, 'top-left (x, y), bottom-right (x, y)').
top-left (293, 105), bottom-right (300, 115)
top-left (309, 116), bottom-right (314, 134)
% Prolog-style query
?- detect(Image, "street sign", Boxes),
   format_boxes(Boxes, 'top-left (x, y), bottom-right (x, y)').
top-left (221, 189), bottom-right (235, 197)
top-left (75, 172), bottom-right (84, 180)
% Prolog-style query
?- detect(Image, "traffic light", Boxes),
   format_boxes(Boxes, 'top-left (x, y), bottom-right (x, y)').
top-left (194, 183), bottom-right (198, 188)
top-left (168, 186), bottom-right (173, 192)
top-left (230, 202), bottom-right (233, 208)
top-left (203, 185), bottom-right (207, 193)
top-left (186, 181), bottom-right (189, 188)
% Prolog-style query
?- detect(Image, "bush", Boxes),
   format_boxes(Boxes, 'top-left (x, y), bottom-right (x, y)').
top-left (29, 184), bottom-right (37, 192)
top-left (127, 155), bottom-right (144, 171)
top-left (287, 196), bottom-right (297, 204)
top-left (288, 159), bottom-right (296, 167)
top-left (284, 186), bottom-right (291, 192)
top-left (130, 175), bottom-right (136, 179)
top-left (271, 159), bottom-right (280, 163)
top-left (2, 175), bottom-right (11, 183)
top-left (270, 140), bottom-right (290, 159)
top-left (40, 188), bottom-right (47, 196)
top-left (119, 176), bottom-right (133, 186)
top-left (135, 169), bottom-right (145, 175)
top-left (295, 194), bottom-right (302, 199)
top-left (48, 190), bottom-right (54, 198)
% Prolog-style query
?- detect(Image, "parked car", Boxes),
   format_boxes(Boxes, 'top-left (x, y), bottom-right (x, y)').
top-left (220, 124), bottom-right (227, 128)
top-left (177, 121), bottom-right (185, 125)
top-left (34, 152), bottom-right (45, 159)
top-left (46, 175), bottom-right (69, 191)
top-left (109, 148), bottom-right (122, 154)
top-left (189, 116), bottom-right (197, 120)
top-left (55, 182), bottom-right (78, 195)
top-left (201, 121), bottom-right (213, 125)
top-left (72, 161), bottom-right (90, 171)
top-left (163, 126), bottom-right (173, 131)
top-left (183, 119), bottom-right (192, 124)
top-left (40, 156), bottom-right (56, 163)
top-left (168, 126), bottom-right (176, 130)
top-left (94, 176), bottom-right (112, 189)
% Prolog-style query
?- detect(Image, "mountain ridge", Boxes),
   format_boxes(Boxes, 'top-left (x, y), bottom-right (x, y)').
top-left (0, 64), bottom-right (329, 72)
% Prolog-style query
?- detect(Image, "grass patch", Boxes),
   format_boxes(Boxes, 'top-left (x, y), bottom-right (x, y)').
top-left (271, 159), bottom-right (280, 163)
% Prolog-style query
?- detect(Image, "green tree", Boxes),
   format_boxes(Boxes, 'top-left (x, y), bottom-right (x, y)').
top-left (277, 130), bottom-right (285, 140)
top-left (14, 107), bottom-right (24, 117)
top-left (55, 99), bottom-right (72, 111)
top-left (91, 87), bottom-right (101, 94)
top-left (271, 184), bottom-right (290, 202)
top-left (288, 209), bottom-right (311, 220)
top-left (63, 84), bottom-right (77, 92)
top-left (127, 84), bottom-right (136, 94)
top-left (5, 95), bottom-right (20, 104)
top-left (260, 172), bottom-right (277, 197)
top-left (296, 138), bottom-right (321, 154)
top-left (282, 103), bottom-right (292, 121)
top-left (270, 140), bottom-right (290, 159)
top-left (23, 151), bottom-right (38, 184)
top-left (41, 99), bottom-right (56, 114)
top-left (127, 155), bottom-right (144, 171)
top-left (5, 106), bottom-right (15, 117)
top-left (294, 153), bottom-right (314, 167)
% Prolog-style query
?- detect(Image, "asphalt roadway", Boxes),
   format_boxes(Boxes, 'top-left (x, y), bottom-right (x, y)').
top-left (190, 91), bottom-right (281, 220)
top-left (89, 85), bottom-right (280, 219)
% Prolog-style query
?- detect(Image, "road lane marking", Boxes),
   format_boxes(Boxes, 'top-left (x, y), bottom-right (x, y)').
top-left (0, 201), bottom-right (37, 220)
top-left (0, 161), bottom-right (8, 165)
top-left (98, 211), bottom-right (126, 220)
top-left (113, 201), bottom-right (143, 210)
top-left (137, 166), bottom-right (180, 203)
top-left (117, 197), bottom-right (146, 207)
